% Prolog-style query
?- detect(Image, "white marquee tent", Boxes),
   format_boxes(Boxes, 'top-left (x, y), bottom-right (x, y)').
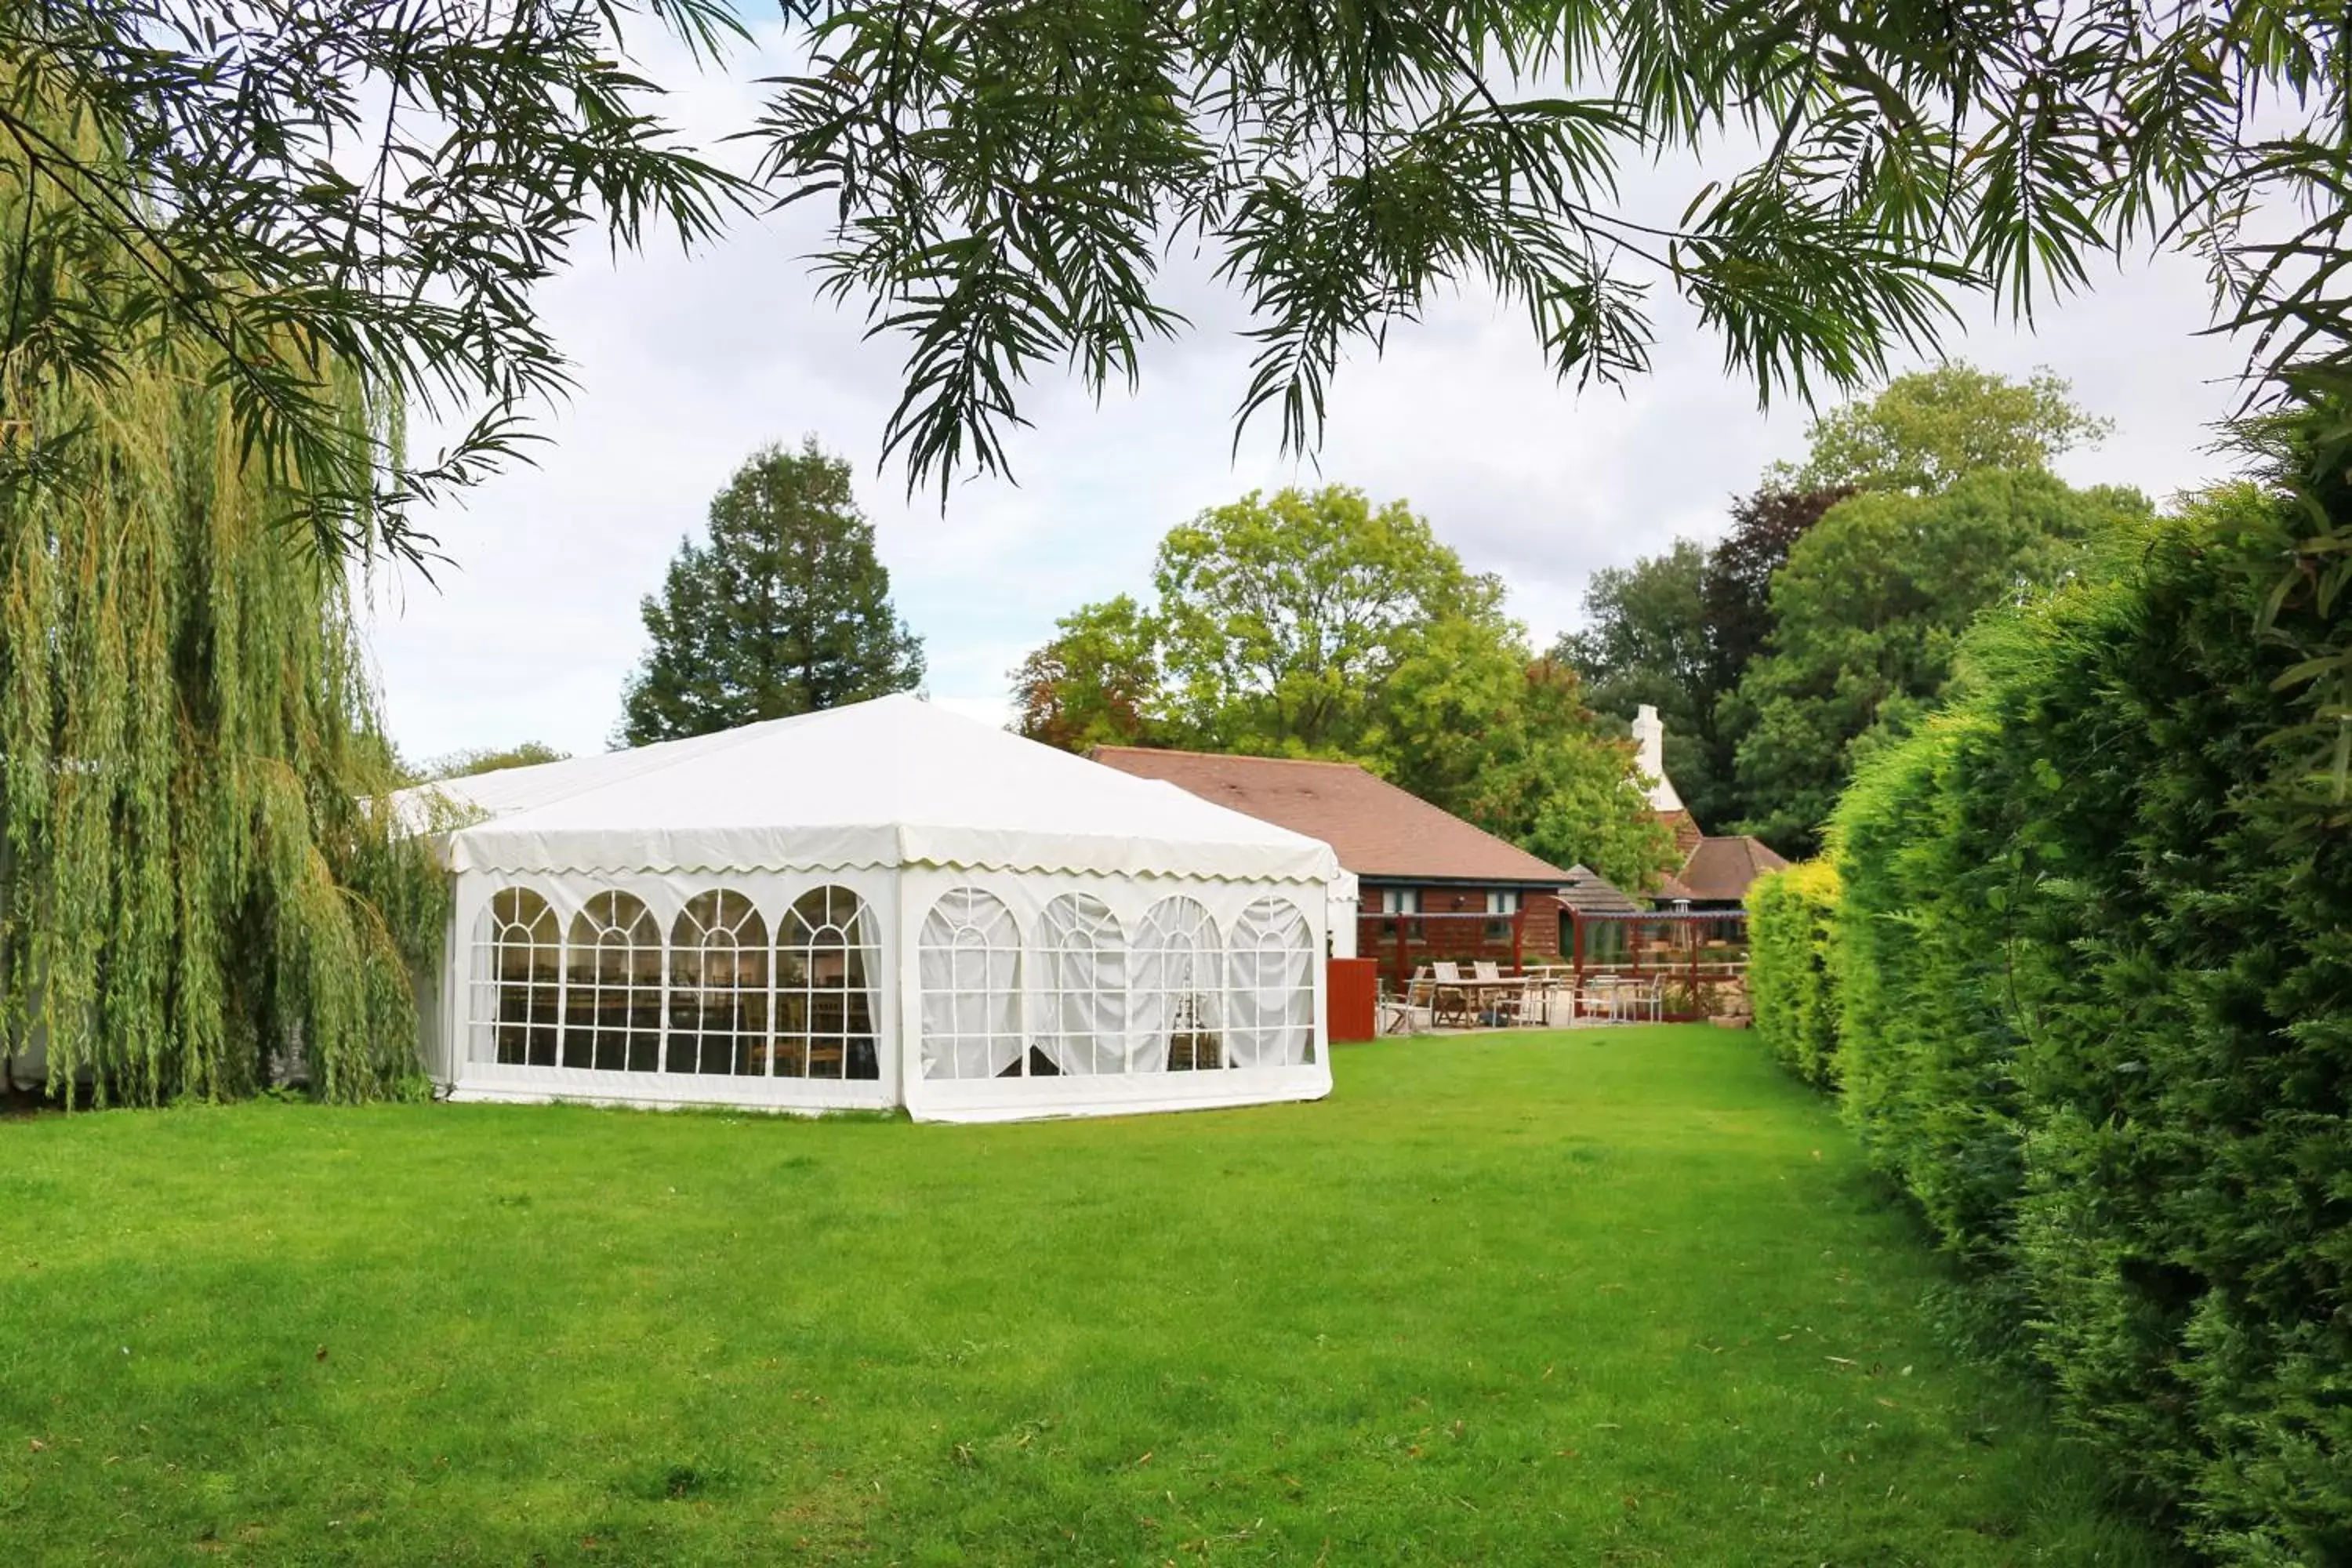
top-left (397, 695), bottom-right (1348, 1122)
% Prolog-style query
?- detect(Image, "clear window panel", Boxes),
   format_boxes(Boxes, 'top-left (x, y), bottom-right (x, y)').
top-left (668, 891), bottom-right (770, 1076)
top-left (563, 891), bottom-right (663, 1073)
top-left (778, 885), bottom-right (881, 1081)
top-left (474, 887), bottom-right (562, 1065)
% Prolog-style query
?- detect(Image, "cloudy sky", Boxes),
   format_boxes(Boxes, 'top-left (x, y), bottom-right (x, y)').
top-left (362, 25), bottom-right (2257, 767)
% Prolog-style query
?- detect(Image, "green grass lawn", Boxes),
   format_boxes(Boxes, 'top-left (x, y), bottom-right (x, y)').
top-left (0, 1028), bottom-right (2169, 1566)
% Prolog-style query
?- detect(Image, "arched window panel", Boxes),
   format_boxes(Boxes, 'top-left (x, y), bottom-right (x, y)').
top-left (667, 891), bottom-right (769, 1076)
top-left (776, 884), bottom-right (881, 1081)
top-left (918, 887), bottom-right (1024, 1080)
top-left (1134, 897), bottom-right (1222, 1073)
top-left (1036, 894), bottom-right (1126, 1076)
top-left (1226, 898), bottom-right (1315, 1069)
top-left (473, 887), bottom-right (561, 1066)
top-left (563, 891), bottom-right (663, 1073)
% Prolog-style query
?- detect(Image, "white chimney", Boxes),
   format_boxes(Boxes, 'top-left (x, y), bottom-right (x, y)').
top-left (1632, 704), bottom-right (1684, 813)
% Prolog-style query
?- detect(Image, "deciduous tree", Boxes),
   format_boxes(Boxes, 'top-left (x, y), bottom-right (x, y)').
top-left (1552, 541), bottom-right (1727, 823)
top-left (1151, 487), bottom-right (1494, 755)
top-left (1729, 470), bottom-right (2150, 855)
top-left (1381, 645), bottom-right (1678, 891)
top-left (1700, 485), bottom-right (1856, 695)
top-left (415, 742), bottom-right (572, 784)
top-left (4, 0), bottom-right (748, 564)
top-left (764, 2), bottom-right (2347, 506)
top-left (1010, 595), bottom-right (1163, 752)
top-left (1011, 486), bottom-right (1679, 889)
top-left (0, 107), bottom-right (447, 1105)
top-left (1771, 365), bottom-right (2114, 495)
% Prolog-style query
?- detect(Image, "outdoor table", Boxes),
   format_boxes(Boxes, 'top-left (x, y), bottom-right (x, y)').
top-left (1434, 976), bottom-right (1533, 1028)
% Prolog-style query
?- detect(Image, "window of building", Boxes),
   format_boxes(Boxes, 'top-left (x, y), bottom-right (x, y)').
top-left (1484, 888), bottom-right (1521, 942)
top-left (1136, 897), bottom-right (1222, 1071)
top-left (1036, 893), bottom-right (1126, 1076)
top-left (562, 891), bottom-right (663, 1072)
top-left (777, 885), bottom-right (881, 1080)
top-left (918, 887), bottom-right (1023, 1080)
top-left (475, 887), bottom-right (561, 1065)
top-left (1225, 898), bottom-right (1315, 1068)
top-left (1379, 887), bottom-right (1419, 915)
top-left (667, 891), bottom-right (769, 1076)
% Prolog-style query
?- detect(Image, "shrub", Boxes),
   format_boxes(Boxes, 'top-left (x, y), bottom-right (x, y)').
top-left (1744, 860), bottom-right (1843, 1087)
top-left (1827, 480), bottom-right (2352, 1563)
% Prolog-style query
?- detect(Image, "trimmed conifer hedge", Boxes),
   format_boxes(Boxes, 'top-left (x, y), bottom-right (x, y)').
top-left (1824, 481), bottom-right (2352, 1563)
top-left (1744, 860), bottom-right (1843, 1088)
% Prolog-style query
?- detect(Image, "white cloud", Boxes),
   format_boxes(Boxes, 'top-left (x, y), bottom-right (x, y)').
top-left (361, 34), bottom-right (2256, 760)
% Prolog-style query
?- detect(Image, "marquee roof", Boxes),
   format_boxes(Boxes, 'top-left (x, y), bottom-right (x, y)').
top-left (397, 696), bottom-right (1343, 883)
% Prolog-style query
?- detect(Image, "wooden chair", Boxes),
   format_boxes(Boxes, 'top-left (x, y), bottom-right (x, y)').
top-left (1471, 960), bottom-right (1521, 1025)
top-left (1578, 975), bottom-right (1622, 1025)
top-left (1381, 967), bottom-right (1434, 1036)
top-left (1167, 993), bottom-right (1222, 1069)
top-left (1430, 961), bottom-right (1474, 1028)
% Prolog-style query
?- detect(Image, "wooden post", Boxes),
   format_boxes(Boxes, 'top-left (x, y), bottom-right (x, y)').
top-left (1687, 919), bottom-right (1700, 1022)
top-left (1571, 911), bottom-right (1586, 1018)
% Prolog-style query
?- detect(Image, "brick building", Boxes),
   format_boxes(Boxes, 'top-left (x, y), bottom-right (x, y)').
top-left (1091, 747), bottom-right (1578, 985)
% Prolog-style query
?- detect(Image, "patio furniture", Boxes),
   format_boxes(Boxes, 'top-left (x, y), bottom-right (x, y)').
top-left (1472, 961), bottom-right (1523, 1025)
top-left (1428, 962), bottom-right (1476, 1028)
top-left (1377, 982), bottom-right (1431, 1036)
top-left (1576, 974), bottom-right (1663, 1025)
top-left (1578, 975), bottom-right (1630, 1025)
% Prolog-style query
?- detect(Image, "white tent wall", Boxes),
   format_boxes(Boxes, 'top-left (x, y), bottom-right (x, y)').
top-left (436, 862), bottom-right (1330, 1122)
top-left (1327, 873), bottom-right (1361, 960)
top-left (441, 865), bottom-right (902, 1113)
top-left (416, 909), bottom-right (454, 1085)
top-left (403, 697), bottom-right (1341, 1123)
top-left (895, 865), bottom-right (1330, 1124)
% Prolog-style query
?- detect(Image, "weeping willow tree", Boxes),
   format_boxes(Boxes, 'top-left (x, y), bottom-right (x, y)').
top-left (0, 96), bottom-right (448, 1106)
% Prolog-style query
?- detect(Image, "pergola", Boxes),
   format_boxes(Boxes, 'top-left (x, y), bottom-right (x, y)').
top-left (1562, 908), bottom-right (1751, 1023)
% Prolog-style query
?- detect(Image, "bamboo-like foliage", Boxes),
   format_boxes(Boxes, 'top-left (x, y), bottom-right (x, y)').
top-left (0, 101), bottom-right (446, 1107)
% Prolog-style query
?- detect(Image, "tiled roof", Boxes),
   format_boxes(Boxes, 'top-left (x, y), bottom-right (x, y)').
top-left (1091, 747), bottom-right (1573, 886)
top-left (1666, 834), bottom-right (1791, 903)
top-left (1559, 864), bottom-right (1642, 913)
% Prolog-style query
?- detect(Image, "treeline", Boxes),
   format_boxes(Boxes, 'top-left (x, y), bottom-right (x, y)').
top-left (1007, 487), bottom-right (1679, 891)
top-left (1565, 365), bottom-right (2141, 855)
top-left (1744, 412), bottom-right (2352, 1563)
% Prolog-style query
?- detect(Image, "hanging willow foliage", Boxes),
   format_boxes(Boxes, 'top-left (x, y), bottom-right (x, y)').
top-left (0, 92), bottom-right (448, 1107)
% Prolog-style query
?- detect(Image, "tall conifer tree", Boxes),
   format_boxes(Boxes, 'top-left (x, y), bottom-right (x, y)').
top-left (619, 440), bottom-right (924, 745)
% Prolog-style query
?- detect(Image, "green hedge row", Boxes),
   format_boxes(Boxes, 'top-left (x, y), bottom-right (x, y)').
top-left (1814, 484), bottom-right (2352, 1563)
top-left (1744, 859), bottom-right (1842, 1088)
